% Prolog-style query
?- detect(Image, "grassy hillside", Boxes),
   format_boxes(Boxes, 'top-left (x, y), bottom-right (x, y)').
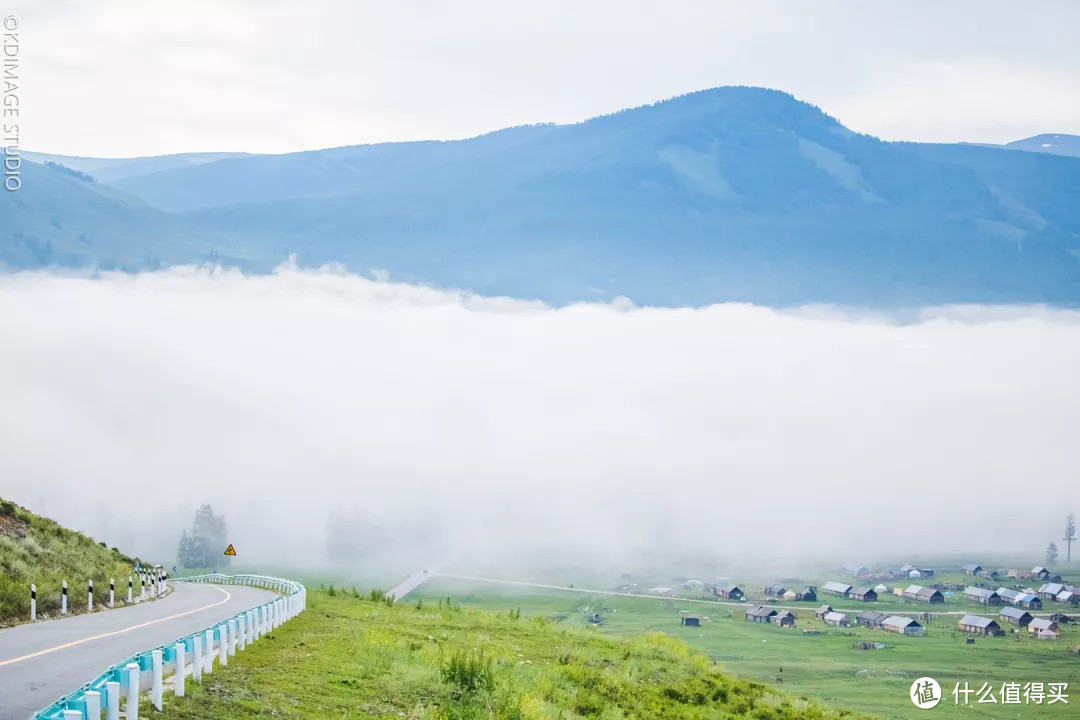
top-left (0, 497), bottom-right (143, 624)
top-left (148, 588), bottom-right (865, 720)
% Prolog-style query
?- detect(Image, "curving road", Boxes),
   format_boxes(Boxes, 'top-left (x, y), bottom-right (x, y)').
top-left (0, 582), bottom-right (276, 720)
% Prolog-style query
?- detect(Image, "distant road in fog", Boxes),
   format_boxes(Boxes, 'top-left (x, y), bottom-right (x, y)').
top-left (432, 573), bottom-right (1058, 618)
top-left (388, 567), bottom-right (440, 600)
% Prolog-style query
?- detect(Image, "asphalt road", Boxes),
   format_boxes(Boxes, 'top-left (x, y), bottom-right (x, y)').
top-left (0, 582), bottom-right (276, 720)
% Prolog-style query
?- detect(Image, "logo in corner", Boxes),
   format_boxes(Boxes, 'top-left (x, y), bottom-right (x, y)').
top-left (910, 677), bottom-right (941, 709)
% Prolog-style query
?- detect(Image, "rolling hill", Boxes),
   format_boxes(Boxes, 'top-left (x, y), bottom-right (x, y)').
top-left (6, 87), bottom-right (1080, 306)
top-left (0, 160), bottom-right (257, 272)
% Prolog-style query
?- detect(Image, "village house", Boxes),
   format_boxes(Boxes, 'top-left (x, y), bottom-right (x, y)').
top-left (997, 587), bottom-right (1021, 604)
top-left (978, 569), bottom-right (1001, 581)
top-left (1049, 613), bottom-right (1074, 624)
top-left (1008, 568), bottom-right (1032, 580)
top-left (713, 582), bottom-right (743, 600)
top-left (999, 607), bottom-right (1033, 627)
top-left (916, 587), bottom-right (944, 603)
top-left (822, 581), bottom-right (852, 597)
top-left (850, 586), bottom-right (878, 602)
top-left (1038, 583), bottom-right (1068, 600)
top-left (746, 606), bottom-right (776, 623)
top-left (843, 564), bottom-right (869, 577)
top-left (1016, 593), bottom-right (1043, 609)
top-left (1031, 566), bottom-right (1051, 580)
top-left (959, 614), bottom-right (1003, 636)
top-left (1037, 629), bottom-right (1058, 640)
top-left (1056, 589), bottom-right (1079, 605)
top-left (1028, 618), bottom-right (1060, 635)
top-left (856, 611), bottom-right (889, 628)
top-left (899, 564), bottom-right (914, 573)
top-left (961, 563), bottom-right (983, 575)
top-left (796, 587), bottom-right (817, 602)
top-left (771, 611), bottom-right (796, 627)
top-left (918, 569), bottom-right (935, 577)
top-left (882, 616), bottom-right (924, 635)
top-left (823, 611), bottom-right (849, 627)
top-left (763, 584), bottom-right (786, 598)
top-left (964, 587), bottom-right (1001, 605)
top-left (904, 585), bottom-right (944, 603)
top-left (815, 604), bottom-right (833, 620)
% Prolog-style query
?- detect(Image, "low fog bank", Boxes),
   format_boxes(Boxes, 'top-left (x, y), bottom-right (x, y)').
top-left (2, 266), bottom-right (1078, 580)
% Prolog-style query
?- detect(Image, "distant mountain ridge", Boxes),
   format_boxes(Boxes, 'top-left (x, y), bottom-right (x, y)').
top-left (5, 87), bottom-right (1080, 306)
top-left (1004, 134), bottom-right (1080, 158)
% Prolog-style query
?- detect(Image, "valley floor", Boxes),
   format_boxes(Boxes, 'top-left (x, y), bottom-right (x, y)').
top-left (414, 577), bottom-right (1080, 720)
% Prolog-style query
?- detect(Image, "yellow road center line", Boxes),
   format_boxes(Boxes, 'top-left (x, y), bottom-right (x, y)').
top-left (0, 586), bottom-right (232, 667)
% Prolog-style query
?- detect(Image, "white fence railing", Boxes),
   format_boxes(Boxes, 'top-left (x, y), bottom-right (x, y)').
top-left (31, 573), bottom-right (306, 720)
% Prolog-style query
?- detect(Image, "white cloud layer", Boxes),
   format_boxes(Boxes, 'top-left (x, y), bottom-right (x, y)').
top-left (8, 0), bottom-right (1080, 155)
top-left (1, 266), bottom-right (1079, 578)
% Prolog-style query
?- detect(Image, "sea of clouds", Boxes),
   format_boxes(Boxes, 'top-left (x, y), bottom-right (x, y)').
top-left (2, 265), bottom-right (1078, 578)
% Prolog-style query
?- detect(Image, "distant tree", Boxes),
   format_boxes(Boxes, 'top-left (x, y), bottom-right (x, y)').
top-left (43, 161), bottom-right (95, 182)
top-left (1064, 514), bottom-right (1076, 563)
top-left (177, 504), bottom-right (230, 569)
top-left (1046, 542), bottom-right (1059, 566)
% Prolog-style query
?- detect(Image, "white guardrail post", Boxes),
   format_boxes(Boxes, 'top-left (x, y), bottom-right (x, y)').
top-left (30, 573), bottom-right (306, 720)
top-left (204, 628), bottom-right (214, 674)
top-left (30, 583), bottom-right (36, 621)
top-left (85, 689), bottom-right (100, 719)
top-left (151, 648), bottom-right (164, 711)
top-left (125, 661), bottom-right (139, 720)
top-left (192, 633), bottom-right (203, 683)
top-left (174, 641), bottom-right (186, 697)
top-left (105, 681), bottom-right (120, 720)
top-left (218, 624), bottom-right (228, 666)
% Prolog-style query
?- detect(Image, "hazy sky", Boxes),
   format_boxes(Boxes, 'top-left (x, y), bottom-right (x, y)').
top-left (8, 0), bottom-right (1080, 157)
top-left (2, 266), bottom-right (1078, 572)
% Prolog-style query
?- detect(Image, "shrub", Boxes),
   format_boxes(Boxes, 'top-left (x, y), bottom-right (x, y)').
top-left (441, 650), bottom-right (494, 695)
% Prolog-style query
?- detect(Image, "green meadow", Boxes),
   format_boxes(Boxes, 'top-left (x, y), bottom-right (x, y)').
top-left (147, 588), bottom-right (867, 720)
top-left (415, 576), bottom-right (1080, 720)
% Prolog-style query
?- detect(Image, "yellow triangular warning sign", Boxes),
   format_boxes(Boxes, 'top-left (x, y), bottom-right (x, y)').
top-left (223, 544), bottom-right (236, 556)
